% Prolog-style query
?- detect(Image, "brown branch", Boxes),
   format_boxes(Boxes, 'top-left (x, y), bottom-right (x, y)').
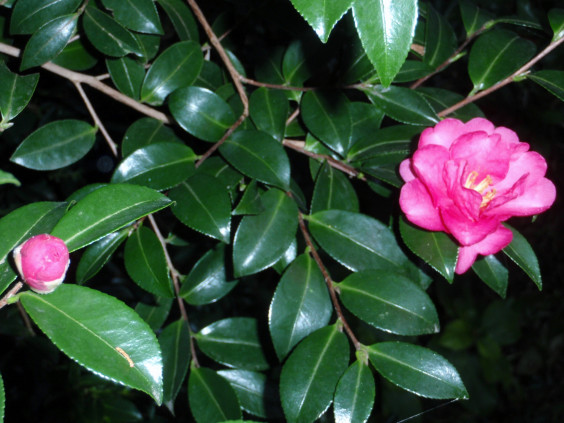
top-left (239, 76), bottom-right (313, 92)
top-left (297, 210), bottom-right (361, 350)
top-left (286, 107), bottom-right (300, 126)
top-left (0, 282), bottom-right (23, 310)
top-left (438, 34), bottom-right (564, 117)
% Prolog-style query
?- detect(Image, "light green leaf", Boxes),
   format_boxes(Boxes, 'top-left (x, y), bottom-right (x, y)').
top-left (334, 361), bottom-right (375, 423)
top-left (10, 0), bottom-right (81, 34)
top-left (352, 0), bottom-right (418, 87)
top-left (159, 319), bottom-right (191, 406)
top-left (280, 325), bottom-right (349, 423)
top-left (289, 0), bottom-right (354, 43)
top-left (20, 285), bottom-right (163, 404)
top-left (368, 342), bottom-right (468, 399)
top-left (527, 70), bottom-right (564, 102)
top-left (101, 0), bottom-right (163, 34)
top-left (249, 87), bottom-right (289, 142)
top-left (472, 254), bottom-right (508, 298)
top-left (106, 57), bottom-right (145, 99)
top-left (51, 184), bottom-right (172, 251)
top-left (311, 162), bottom-right (359, 214)
top-left (548, 9), bottom-right (564, 41)
top-left (0, 62), bottom-right (39, 123)
top-left (0, 170), bottom-right (20, 186)
top-left (157, 0), bottom-right (199, 42)
top-left (502, 224), bottom-right (541, 290)
top-left (121, 118), bottom-right (181, 157)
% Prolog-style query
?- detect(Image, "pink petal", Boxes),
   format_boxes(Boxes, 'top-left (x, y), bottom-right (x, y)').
top-left (493, 151), bottom-right (548, 193)
top-left (443, 160), bottom-right (482, 221)
top-left (399, 159), bottom-right (415, 182)
top-left (490, 177), bottom-right (556, 217)
top-left (411, 144), bottom-right (450, 202)
top-left (400, 179), bottom-right (445, 231)
top-left (462, 117), bottom-right (496, 134)
top-left (418, 118), bottom-right (466, 149)
top-left (440, 207), bottom-right (501, 246)
top-left (493, 126), bottom-right (520, 146)
top-left (455, 225), bottom-right (513, 274)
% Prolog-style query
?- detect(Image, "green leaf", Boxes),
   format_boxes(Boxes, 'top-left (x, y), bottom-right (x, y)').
top-left (141, 41), bottom-right (203, 106)
top-left (233, 189), bottom-right (298, 277)
top-left (217, 370), bottom-right (281, 419)
top-left (417, 87), bottom-right (485, 121)
top-left (0, 372), bottom-right (4, 423)
top-left (352, 0), bottom-right (418, 87)
top-left (51, 38), bottom-right (98, 71)
top-left (124, 225), bottom-right (174, 297)
top-left (301, 90), bottom-right (352, 155)
top-left (180, 244), bottom-right (238, 305)
top-left (111, 142), bottom-right (196, 191)
top-left (368, 342), bottom-right (468, 399)
top-left (348, 124), bottom-right (420, 162)
top-left (232, 179), bottom-right (265, 216)
top-left (269, 254), bottom-right (332, 360)
top-left (169, 86), bottom-right (236, 142)
top-left (188, 367), bottom-right (241, 423)
top-left (11, 119), bottom-right (96, 170)
top-left (289, 0), bottom-right (354, 43)
top-left (348, 102), bottom-right (384, 147)
top-left (472, 254), bottom-right (508, 298)
top-left (157, 0), bottom-right (199, 42)
top-left (249, 87), bottom-right (289, 142)
top-left (169, 174), bottom-right (231, 243)
top-left (0, 62), bottom-right (39, 123)
top-left (159, 319), bottom-right (191, 406)
top-left (338, 270), bottom-right (439, 335)
top-left (196, 318), bottom-right (269, 371)
top-left (135, 33), bottom-right (161, 63)
top-left (76, 228), bottom-right (129, 284)
top-left (365, 85), bottom-right (439, 126)
top-left (311, 162), bottom-right (359, 214)
top-left (0, 170), bottom-right (20, 186)
top-left (10, 0), bottom-right (81, 34)
top-left (135, 297), bottom-right (173, 331)
top-left (502, 224), bottom-right (541, 290)
top-left (548, 9), bottom-right (564, 41)
top-left (527, 70), bottom-right (564, 102)
top-left (334, 361), bottom-right (375, 423)
top-left (282, 40), bottom-right (312, 91)
top-left (459, 0), bottom-right (493, 37)
top-left (399, 217), bottom-right (458, 283)
top-left (83, 6), bottom-right (142, 57)
top-left (195, 60), bottom-right (224, 91)
top-left (51, 184), bottom-right (172, 251)
top-left (219, 130), bottom-right (291, 190)
top-left (106, 57), bottom-right (145, 99)
top-left (424, 4), bottom-right (456, 68)
top-left (101, 0), bottom-right (163, 34)
top-left (437, 319), bottom-right (474, 351)
top-left (468, 29), bottom-right (536, 92)
top-left (122, 117), bottom-right (181, 157)
top-left (20, 285), bottom-right (163, 404)
top-left (280, 325), bottom-right (349, 423)
top-left (20, 14), bottom-right (78, 70)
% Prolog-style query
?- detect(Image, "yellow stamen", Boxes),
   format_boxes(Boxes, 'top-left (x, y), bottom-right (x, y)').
top-left (464, 171), bottom-right (496, 209)
top-left (464, 171), bottom-right (478, 189)
top-left (481, 189), bottom-right (496, 209)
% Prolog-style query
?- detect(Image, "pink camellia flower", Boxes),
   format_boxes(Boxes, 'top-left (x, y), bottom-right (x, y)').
top-left (399, 118), bottom-right (556, 274)
top-left (13, 234), bottom-right (70, 294)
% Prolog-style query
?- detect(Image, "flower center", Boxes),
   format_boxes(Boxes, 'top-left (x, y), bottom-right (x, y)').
top-left (464, 171), bottom-right (496, 209)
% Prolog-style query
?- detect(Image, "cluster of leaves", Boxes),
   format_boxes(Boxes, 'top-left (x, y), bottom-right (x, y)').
top-left (0, 0), bottom-right (563, 422)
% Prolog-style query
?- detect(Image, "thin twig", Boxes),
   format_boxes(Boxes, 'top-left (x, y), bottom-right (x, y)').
top-left (286, 107), bottom-right (300, 126)
top-left (17, 301), bottom-right (35, 336)
top-left (438, 34), bottom-right (564, 117)
top-left (296, 210), bottom-right (361, 350)
top-left (0, 282), bottom-right (23, 310)
top-left (73, 81), bottom-right (118, 157)
top-left (239, 76), bottom-right (313, 91)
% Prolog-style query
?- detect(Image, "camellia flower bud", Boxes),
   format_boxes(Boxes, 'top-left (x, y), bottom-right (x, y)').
top-left (13, 234), bottom-right (70, 294)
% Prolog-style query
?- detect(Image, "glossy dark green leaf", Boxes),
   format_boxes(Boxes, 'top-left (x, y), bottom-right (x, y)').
top-left (280, 325), bottom-right (349, 423)
top-left (188, 367), bottom-right (241, 423)
top-left (417, 87), bottom-right (485, 120)
top-left (20, 14), bottom-right (78, 70)
top-left (180, 244), bottom-right (238, 305)
top-left (111, 143), bottom-right (196, 190)
top-left (502, 224), bottom-right (541, 290)
top-left (220, 130), bottom-right (291, 190)
top-left (135, 33), bottom-right (161, 63)
top-left (159, 319), bottom-right (191, 406)
top-left (169, 174), bottom-right (231, 243)
top-left (272, 239), bottom-right (298, 274)
top-left (232, 180), bottom-right (264, 216)
top-left (10, 0), bottom-right (81, 34)
top-left (548, 8), bottom-right (564, 41)
top-left (233, 189), bottom-right (298, 277)
top-left (390, 60), bottom-right (434, 83)
top-left (157, 0), bottom-right (199, 42)
top-left (121, 118), bottom-right (181, 157)
top-left (424, 5), bottom-right (456, 68)
top-left (365, 85), bottom-right (439, 126)
top-left (141, 41), bottom-right (203, 106)
top-left (334, 361), bottom-right (375, 423)
top-left (218, 370), bottom-right (280, 419)
top-left (76, 228), bottom-right (129, 284)
top-left (289, 0), bottom-right (354, 43)
top-left (348, 124), bottom-right (420, 162)
top-left (368, 342), bottom-right (468, 399)
top-left (282, 40), bottom-right (311, 90)
top-left (472, 254), bottom-right (508, 298)
top-left (135, 297), bottom-right (173, 331)
top-left (11, 120), bottom-right (96, 170)
top-left (51, 38), bottom-right (98, 71)
top-left (527, 70), bottom-right (564, 102)
top-left (269, 254), bottom-right (332, 360)
top-left (195, 60), bottom-right (225, 91)
top-left (169, 86), bottom-right (236, 142)
top-left (0, 62), bottom-right (39, 123)
top-left (124, 225), bottom-right (174, 297)
top-left (338, 270), bottom-right (439, 335)
top-left (468, 29), bottom-right (536, 92)
top-left (249, 88), bottom-right (289, 141)
top-left (459, 0), bottom-right (493, 37)
top-left (348, 102), bottom-right (384, 147)
top-left (311, 162), bottom-right (358, 213)
top-left (20, 285), bottom-right (163, 404)
top-left (83, 6), bottom-right (142, 57)
top-left (51, 184), bottom-right (172, 251)
top-left (198, 156), bottom-right (244, 195)
top-left (301, 90), bottom-right (351, 155)
top-left (352, 0), bottom-right (418, 86)
top-left (196, 318), bottom-right (268, 371)
top-left (106, 57), bottom-right (145, 99)
top-left (101, 0), bottom-right (163, 34)
top-left (399, 217), bottom-right (458, 283)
